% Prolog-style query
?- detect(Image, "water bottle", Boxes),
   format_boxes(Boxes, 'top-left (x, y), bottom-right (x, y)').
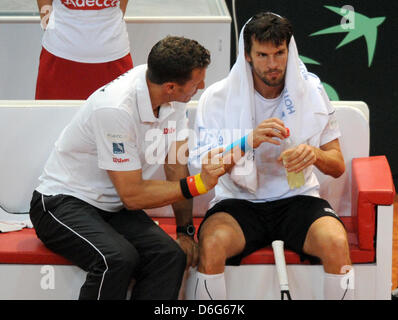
top-left (281, 128), bottom-right (305, 189)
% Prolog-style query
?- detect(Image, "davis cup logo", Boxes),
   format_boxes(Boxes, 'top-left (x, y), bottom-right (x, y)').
top-left (61, 0), bottom-right (119, 10)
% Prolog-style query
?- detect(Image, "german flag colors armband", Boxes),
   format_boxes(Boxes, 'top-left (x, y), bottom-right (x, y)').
top-left (180, 174), bottom-right (208, 199)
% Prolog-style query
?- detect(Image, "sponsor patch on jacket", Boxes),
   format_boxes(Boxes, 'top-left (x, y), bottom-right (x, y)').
top-left (106, 133), bottom-right (129, 143)
top-left (112, 157), bottom-right (129, 163)
top-left (163, 127), bottom-right (176, 135)
top-left (61, 0), bottom-right (119, 10)
top-left (112, 142), bottom-right (125, 154)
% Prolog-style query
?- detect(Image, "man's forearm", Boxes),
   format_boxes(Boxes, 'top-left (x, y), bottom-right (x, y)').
top-left (121, 179), bottom-right (186, 211)
top-left (120, 160), bottom-right (193, 219)
top-left (164, 161), bottom-right (194, 227)
top-left (313, 147), bottom-right (345, 178)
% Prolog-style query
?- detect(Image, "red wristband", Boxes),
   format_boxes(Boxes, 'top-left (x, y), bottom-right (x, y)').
top-left (186, 175), bottom-right (200, 197)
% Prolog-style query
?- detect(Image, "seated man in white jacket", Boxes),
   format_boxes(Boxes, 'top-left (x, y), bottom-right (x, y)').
top-left (29, 36), bottom-right (225, 300)
top-left (188, 12), bottom-right (354, 300)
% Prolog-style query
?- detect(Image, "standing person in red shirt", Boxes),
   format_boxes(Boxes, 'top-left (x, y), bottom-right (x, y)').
top-left (36, 0), bottom-right (133, 100)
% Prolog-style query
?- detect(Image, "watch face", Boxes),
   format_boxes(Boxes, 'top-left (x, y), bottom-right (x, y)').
top-left (187, 224), bottom-right (196, 236)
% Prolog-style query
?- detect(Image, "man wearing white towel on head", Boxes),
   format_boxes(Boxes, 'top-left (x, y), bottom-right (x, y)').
top-left (188, 12), bottom-right (354, 300)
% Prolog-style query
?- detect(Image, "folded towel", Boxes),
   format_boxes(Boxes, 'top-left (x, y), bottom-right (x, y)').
top-left (0, 219), bottom-right (33, 233)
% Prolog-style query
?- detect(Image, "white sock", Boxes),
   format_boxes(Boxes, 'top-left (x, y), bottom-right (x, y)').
top-left (189, 269), bottom-right (226, 300)
top-left (324, 268), bottom-right (355, 300)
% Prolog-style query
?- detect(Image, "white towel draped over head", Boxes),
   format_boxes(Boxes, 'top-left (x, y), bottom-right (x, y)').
top-left (224, 19), bottom-right (331, 193)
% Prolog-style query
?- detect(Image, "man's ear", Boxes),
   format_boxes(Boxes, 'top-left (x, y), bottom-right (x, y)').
top-left (244, 51), bottom-right (252, 63)
top-left (163, 82), bottom-right (175, 95)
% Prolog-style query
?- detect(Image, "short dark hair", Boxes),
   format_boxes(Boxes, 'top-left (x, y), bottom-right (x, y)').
top-left (244, 12), bottom-right (293, 55)
top-left (147, 36), bottom-right (211, 85)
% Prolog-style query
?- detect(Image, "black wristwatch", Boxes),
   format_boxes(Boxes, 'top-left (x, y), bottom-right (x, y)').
top-left (176, 223), bottom-right (196, 238)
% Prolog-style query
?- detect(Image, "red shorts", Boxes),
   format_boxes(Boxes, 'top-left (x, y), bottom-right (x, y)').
top-left (35, 47), bottom-right (133, 100)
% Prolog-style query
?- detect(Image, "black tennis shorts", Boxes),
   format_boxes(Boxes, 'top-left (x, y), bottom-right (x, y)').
top-left (197, 195), bottom-right (345, 265)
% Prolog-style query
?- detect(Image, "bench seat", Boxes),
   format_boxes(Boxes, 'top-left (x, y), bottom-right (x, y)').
top-left (0, 216), bottom-right (374, 266)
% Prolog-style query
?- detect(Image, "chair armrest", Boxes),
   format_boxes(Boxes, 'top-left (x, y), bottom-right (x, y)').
top-left (351, 156), bottom-right (396, 250)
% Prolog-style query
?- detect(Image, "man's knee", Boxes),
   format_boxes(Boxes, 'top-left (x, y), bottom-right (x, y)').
top-left (321, 233), bottom-right (350, 260)
top-left (198, 212), bottom-right (245, 274)
top-left (107, 246), bottom-right (140, 272)
top-left (304, 217), bottom-right (351, 266)
top-left (199, 231), bottom-right (229, 271)
top-left (306, 230), bottom-right (351, 272)
top-left (320, 233), bottom-right (352, 274)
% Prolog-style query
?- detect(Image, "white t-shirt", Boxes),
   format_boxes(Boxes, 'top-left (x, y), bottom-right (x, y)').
top-left (37, 65), bottom-right (189, 212)
top-left (191, 85), bottom-right (341, 208)
top-left (42, 0), bottom-right (130, 63)
top-left (252, 90), bottom-right (339, 202)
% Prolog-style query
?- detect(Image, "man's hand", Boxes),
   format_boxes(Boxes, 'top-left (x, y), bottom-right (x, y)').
top-left (200, 147), bottom-right (226, 191)
top-left (248, 118), bottom-right (287, 149)
top-left (278, 144), bottom-right (317, 173)
top-left (176, 234), bottom-right (199, 269)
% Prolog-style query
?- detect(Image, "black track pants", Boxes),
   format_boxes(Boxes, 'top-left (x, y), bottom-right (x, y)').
top-left (29, 190), bottom-right (186, 300)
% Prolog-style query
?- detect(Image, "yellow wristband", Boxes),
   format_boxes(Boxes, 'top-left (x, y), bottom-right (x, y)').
top-left (194, 173), bottom-right (208, 195)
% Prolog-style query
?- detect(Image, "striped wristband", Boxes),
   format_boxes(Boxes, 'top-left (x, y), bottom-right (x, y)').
top-left (180, 174), bottom-right (208, 199)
